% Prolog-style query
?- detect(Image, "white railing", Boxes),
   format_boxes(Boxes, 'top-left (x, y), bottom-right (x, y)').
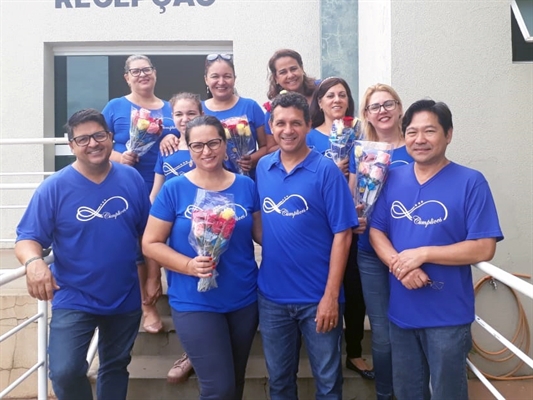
top-left (469, 262), bottom-right (533, 399)
top-left (0, 253), bottom-right (53, 400)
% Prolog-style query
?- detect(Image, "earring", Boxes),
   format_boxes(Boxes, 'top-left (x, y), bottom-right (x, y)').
top-left (224, 153), bottom-right (229, 161)
top-left (206, 86), bottom-right (211, 95)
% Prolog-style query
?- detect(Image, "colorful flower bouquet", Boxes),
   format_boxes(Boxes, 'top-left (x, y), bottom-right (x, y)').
top-left (353, 141), bottom-right (394, 218)
top-left (188, 190), bottom-right (237, 292)
top-left (126, 107), bottom-right (163, 156)
top-left (221, 116), bottom-right (254, 175)
top-left (326, 117), bottom-right (363, 163)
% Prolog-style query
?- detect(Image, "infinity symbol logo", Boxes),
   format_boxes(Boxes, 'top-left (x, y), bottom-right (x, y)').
top-left (263, 195), bottom-right (308, 218)
top-left (390, 200), bottom-right (448, 228)
top-left (76, 196), bottom-right (129, 222)
top-left (162, 160), bottom-right (192, 176)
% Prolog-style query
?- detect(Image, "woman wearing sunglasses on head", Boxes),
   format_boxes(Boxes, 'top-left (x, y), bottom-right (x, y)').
top-left (264, 49), bottom-right (319, 153)
top-left (143, 115), bottom-right (261, 400)
top-left (202, 54), bottom-right (267, 179)
top-left (102, 54), bottom-right (179, 337)
top-left (348, 84), bottom-right (414, 400)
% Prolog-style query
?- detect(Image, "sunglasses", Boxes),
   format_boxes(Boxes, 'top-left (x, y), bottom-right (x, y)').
top-left (205, 54), bottom-right (233, 63)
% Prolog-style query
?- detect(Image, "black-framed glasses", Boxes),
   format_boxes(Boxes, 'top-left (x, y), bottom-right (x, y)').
top-left (70, 131), bottom-right (110, 147)
top-left (127, 67), bottom-right (155, 77)
top-left (205, 54), bottom-right (233, 63)
top-left (366, 99), bottom-right (398, 114)
top-left (188, 138), bottom-right (223, 153)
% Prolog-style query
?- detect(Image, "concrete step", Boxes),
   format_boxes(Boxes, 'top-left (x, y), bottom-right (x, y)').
top-left (134, 320), bottom-right (373, 360)
top-left (123, 354), bottom-right (376, 400)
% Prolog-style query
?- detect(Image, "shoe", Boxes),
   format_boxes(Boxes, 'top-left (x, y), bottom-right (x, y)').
top-left (346, 358), bottom-right (375, 380)
top-left (167, 353), bottom-right (194, 384)
top-left (142, 305), bottom-right (163, 334)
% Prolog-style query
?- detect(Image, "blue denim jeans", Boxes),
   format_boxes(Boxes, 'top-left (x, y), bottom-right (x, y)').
top-left (48, 308), bottom-right (141, 400)
top-left (258, 293), bottom-right (344, 400)
top-left (357, 249), bottom-right (393, 400)
top-left (390, 322), bottom-right (472, 400)
top-left (171, 302), bottom-right (259, 400)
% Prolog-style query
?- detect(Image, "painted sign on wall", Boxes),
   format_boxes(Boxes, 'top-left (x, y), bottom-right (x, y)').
top-left (55, 0), bottom-right (215, 14)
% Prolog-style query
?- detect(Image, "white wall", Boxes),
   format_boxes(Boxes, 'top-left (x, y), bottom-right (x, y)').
top-left (0, 0), bottom-right (321, 245)
top-left (360, 0), bottom-right (533, 375)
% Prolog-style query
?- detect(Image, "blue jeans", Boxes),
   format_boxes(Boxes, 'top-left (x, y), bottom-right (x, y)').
top-left (258, 293), bottom-right (344, 400)
top-left (390, 322), bottom-right (472, 400)
top-left (171, 302), bottom-right (258, 400)
top-left (48, 308), bottom-right (141, 400)
top-left (357, 250), bottom-right (393, 400)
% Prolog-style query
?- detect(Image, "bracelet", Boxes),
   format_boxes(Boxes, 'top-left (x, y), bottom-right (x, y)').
top-left (24, 256), bottom-right (43, 268)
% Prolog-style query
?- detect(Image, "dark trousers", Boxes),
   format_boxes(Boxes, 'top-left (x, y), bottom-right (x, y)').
top-left (171, 302), bottom-right (258, 400)
top-left (343, 234), bottom-right (366, 359)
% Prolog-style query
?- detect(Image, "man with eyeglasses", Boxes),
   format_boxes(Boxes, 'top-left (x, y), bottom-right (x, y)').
top-left (369, 100), bottom-right (503, 400)
top-left (15, 109), bottom-right (151, 400)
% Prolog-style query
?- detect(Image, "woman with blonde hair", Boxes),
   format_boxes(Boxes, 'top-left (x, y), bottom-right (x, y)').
top-left (349, 83), bottom-right (414, 400)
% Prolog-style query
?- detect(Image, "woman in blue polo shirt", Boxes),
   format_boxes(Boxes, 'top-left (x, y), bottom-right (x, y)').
top-left (308, 77), bottom-right (375, 381)
top-left (202, 54), bottom-right (266, 179)
top-left (142, 115), bottom-right (261, 400)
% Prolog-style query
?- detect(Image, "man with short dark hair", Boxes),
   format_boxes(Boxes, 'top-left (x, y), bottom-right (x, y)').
top-left (15, 108), bottom-right (151, 400)
top-left (256, 92), bottom-right (358, 399)
top-left (370, 99), bottom-right (503, 400)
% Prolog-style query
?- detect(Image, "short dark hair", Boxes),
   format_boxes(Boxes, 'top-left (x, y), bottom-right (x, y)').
top-left (184, 115), bottom-right (226, 144)
top-left (269, 92), bottom-right (310, 123)
top-left (64, 109), bottom-right (110, 140)
top-left (402, 99), bottom-right (453, 135)
top-left (309, 77), bottom-right (355, 128)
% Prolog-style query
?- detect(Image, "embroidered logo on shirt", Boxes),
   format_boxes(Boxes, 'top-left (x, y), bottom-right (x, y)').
top-left (263, 195), bottom-right (309, 218)
top-left (76, 196), bottom-right (129, 222)
top-left (391, 200), bottom-right (448, 228)
top-left (185, 204), bottom-right (248, 221)
top-left (163, 160), bottom-right (192, 176)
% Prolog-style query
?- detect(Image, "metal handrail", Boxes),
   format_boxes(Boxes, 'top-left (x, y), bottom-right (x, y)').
top-left (468, 262), bottom-right (533, 399)
top-left (0, 254), bottom-right (52, 400)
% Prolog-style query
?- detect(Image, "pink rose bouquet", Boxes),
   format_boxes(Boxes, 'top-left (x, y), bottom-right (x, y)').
top-left (126, 107), bottom-right (163, 156)
top-left (353, 141), bottom-right (394, 218)
top-left (188, 190), bottom-right (237, 292)
top-left (221, 116), bottom-right (254, 176)
top-left (327, 116), bottom-right (363, 163)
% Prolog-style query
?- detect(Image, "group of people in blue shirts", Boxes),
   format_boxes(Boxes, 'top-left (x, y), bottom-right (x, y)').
top-left (15, 49), bottom-right (503, 400)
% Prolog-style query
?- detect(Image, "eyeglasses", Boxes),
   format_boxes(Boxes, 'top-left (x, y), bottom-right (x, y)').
top-left (188, 138), bottom-right (223, 153)
top-left (366, 99), bottom-right (398, 114)
top-left (127, 67), bottom-right (155, 77)
top-left (205, 54), bottom-right (233, 63)
top-left (70, 131), bottom-right (110, 147)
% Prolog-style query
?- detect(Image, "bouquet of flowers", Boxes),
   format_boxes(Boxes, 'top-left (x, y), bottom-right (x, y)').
top-left (221, 116), bottom-right (254, 176)
top-left (188, 190), bottom-right (237, 292)
top-left (126, 107), bottom-right (163, 156)
top-left (326, 117), bottom-right (363, 163)
top-left (353, 141), bottom-right (394, 218)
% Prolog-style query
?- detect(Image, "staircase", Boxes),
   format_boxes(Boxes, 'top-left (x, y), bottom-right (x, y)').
top-left (89, 289), bottom-right (376, 400)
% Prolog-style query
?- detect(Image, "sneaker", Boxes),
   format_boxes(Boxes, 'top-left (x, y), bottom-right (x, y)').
top-left (167, 353), bottom-right (194, 384)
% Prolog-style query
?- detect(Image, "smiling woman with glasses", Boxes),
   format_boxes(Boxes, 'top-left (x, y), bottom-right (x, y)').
top-left (142, 114), bottom-right (261, 400)
top-left (202, 53), bottom-right (267, 180)
top-left (101, 54), bottom-right (180, 341)
top-left (346, 83), bottom-right (414, 400)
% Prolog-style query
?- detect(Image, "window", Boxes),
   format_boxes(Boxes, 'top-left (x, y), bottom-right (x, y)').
top-left (511, 0), bottom-right (533, 62)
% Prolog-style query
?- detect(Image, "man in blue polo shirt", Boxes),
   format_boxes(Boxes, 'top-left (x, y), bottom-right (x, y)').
top-left (256, 92), bottom-right (357, 399)
top-left (15, 109), bottom-right (151, 400)
top-left (370, 99), bottom-right (503, 400)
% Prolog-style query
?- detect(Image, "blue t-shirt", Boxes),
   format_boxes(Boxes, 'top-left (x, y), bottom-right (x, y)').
top-left (202, 97), bottom-right (265, 177)
top-left (306, 127), bottom-right (356, 169)
top-left (256, 150), bottom-right (358, 304)
top-left (16, 163), bottom-right (151, 314)
top-left (102, 96), bottom-right (178, 192)
top-left (154, 150), bottom-right (194, 182)
top-left (150, 174), bottom-right (259, 313)
top-left (354, 145), bottom-right (414, 252)
top-left (371, 162), bottom-right (503, 329)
